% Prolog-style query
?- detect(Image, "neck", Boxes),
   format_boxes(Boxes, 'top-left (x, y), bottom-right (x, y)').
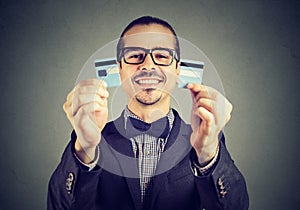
top-left (127, 97), bottom-right (170, 123)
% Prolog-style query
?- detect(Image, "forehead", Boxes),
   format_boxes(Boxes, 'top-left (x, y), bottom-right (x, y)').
top-left (122, 24), bottom-right (177, 49)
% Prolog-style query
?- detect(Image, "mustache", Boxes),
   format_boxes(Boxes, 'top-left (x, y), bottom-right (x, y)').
top-left (133, 70), bottom-right (165, 81)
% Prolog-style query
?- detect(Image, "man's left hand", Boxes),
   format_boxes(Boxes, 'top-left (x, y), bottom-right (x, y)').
top-left (187, 83), bottom-right (233, 165)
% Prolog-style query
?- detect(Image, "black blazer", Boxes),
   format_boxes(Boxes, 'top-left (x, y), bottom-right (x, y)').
top-left (48, 110), bottom-right (249, 210)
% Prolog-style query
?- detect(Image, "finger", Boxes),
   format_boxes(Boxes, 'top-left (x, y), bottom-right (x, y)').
top-left (71, 91), bottom-right (108, 105)
top-left (194, 107), bottom-right (215, 135)
top-left (75, 85), bottom-right (109, 98)
top-left (69, 80), bottom-right (109, 105)
top-left (194, 90), bottom-right (217, 102)
top-left (74, 99), bottom-right (107, 116)
top-left (66, 90), bottom-right (107, 114)
top-left (195, 98), bottom-right (215, 113)
top-left (73, 93), bottom-right (106, 109)
top-left (68, 79), bottom-right (108, 102)
top-left (74, 102), bottom-right (105, 118)
top-left (212, 98), bottom-right (233, 127)
top-left (77, 79), bottom-right (107, 88)
top-left (187, 83), bottom-right (209, 94)
top-left (225, 111), bottom-right (232, 124)
top-left (66, 88), bottom-right (75, 101)
top-left (189, 88), bottom-right (215, 113)
top-left (194, 99), bottom-right (225, 127)
top-left (187, 83), bottom-right (218, 100)
top-left (63, 101), bottom-right (73, 120)
top-left (63, 91), bottom-right (74, 118)
top-left (63, 99), bottom-right (71, 113)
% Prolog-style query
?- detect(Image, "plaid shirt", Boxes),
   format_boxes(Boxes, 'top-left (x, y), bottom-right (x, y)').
top-left (124, 107), bottom-right (174, 202)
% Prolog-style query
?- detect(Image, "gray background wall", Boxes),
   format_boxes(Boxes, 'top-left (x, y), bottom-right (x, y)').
top-left (0, 0), bottom-right (299, 209)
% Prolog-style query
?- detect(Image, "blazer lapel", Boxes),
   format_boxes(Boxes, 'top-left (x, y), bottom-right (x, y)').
top-left (102, 113), bottom-right (143, 210)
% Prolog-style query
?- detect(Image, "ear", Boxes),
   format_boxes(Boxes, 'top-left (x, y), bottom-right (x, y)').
top-left (176, 61), bottom-right (181, 76)
top-left (175, 61), bottom-right (181, 85)
top-left (117, 61), bottom-right (122, 71)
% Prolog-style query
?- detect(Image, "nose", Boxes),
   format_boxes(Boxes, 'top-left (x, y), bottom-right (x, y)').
top-left (140, 53), bottom-right (155, 70)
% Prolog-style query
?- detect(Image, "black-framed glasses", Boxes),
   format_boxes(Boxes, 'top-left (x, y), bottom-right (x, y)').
top-left (121, 47), bottom-right (178, 66)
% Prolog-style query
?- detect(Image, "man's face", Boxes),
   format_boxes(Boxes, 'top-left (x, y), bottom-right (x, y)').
top-left (118, 24), bottom-right (180, 106)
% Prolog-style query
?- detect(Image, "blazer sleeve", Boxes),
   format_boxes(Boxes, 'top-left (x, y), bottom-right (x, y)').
top-left (47, 132), bottom-right (103, 210)
top-left (193, 134), bottom-right (249, 210)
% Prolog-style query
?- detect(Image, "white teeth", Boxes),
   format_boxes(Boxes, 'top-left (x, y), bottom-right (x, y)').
top-left (137, 79), bottom-right (159, 85)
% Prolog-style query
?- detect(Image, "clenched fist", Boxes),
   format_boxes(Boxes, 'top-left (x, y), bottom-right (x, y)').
top-left (63, 79), bottom-right (109, 163)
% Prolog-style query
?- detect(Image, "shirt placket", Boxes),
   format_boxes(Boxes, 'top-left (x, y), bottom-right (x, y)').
top-left (124, 107), bottom-right (175, 203)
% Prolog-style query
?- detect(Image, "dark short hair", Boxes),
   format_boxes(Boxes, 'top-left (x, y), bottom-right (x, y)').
top-left (116, 16), bottom-right (180, 62)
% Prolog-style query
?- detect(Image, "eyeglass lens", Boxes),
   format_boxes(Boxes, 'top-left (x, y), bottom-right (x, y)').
top-left (123, 48), bottom-right (174, 65)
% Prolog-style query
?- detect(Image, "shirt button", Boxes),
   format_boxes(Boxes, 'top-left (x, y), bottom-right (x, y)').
top-left (146, 150), bottom-right (151, 156)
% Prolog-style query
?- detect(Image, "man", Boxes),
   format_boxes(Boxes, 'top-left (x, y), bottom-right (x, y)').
top-left (48, 16), bottom-right (249, 210)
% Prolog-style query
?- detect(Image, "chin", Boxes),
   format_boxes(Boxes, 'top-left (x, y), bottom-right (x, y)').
top-left (135, 91), bottom-right (162, 106)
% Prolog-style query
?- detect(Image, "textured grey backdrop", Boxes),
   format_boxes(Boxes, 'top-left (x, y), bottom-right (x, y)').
top-left (0, 0), bottom-right (299, 209)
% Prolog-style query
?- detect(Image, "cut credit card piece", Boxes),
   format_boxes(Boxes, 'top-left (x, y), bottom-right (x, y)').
top-left (95, 58), bottom-right (121, 87)
top-left (178, 59), bottom-right (204, 88)
top-left (94, 58), bottom-right (204, 88)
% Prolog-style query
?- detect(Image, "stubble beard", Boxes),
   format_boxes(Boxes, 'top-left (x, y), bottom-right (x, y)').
top-left (135, 89), bottom-right (163, 106)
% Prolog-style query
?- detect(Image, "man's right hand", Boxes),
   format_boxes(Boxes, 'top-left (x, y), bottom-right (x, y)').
top-left (63, 79), bottom-right (109, 163)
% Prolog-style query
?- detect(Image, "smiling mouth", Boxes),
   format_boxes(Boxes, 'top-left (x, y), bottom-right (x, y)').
top-left (134, 77), bottom-right (164, 89)
top-left (136, 78), bottom-right (161, 84)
